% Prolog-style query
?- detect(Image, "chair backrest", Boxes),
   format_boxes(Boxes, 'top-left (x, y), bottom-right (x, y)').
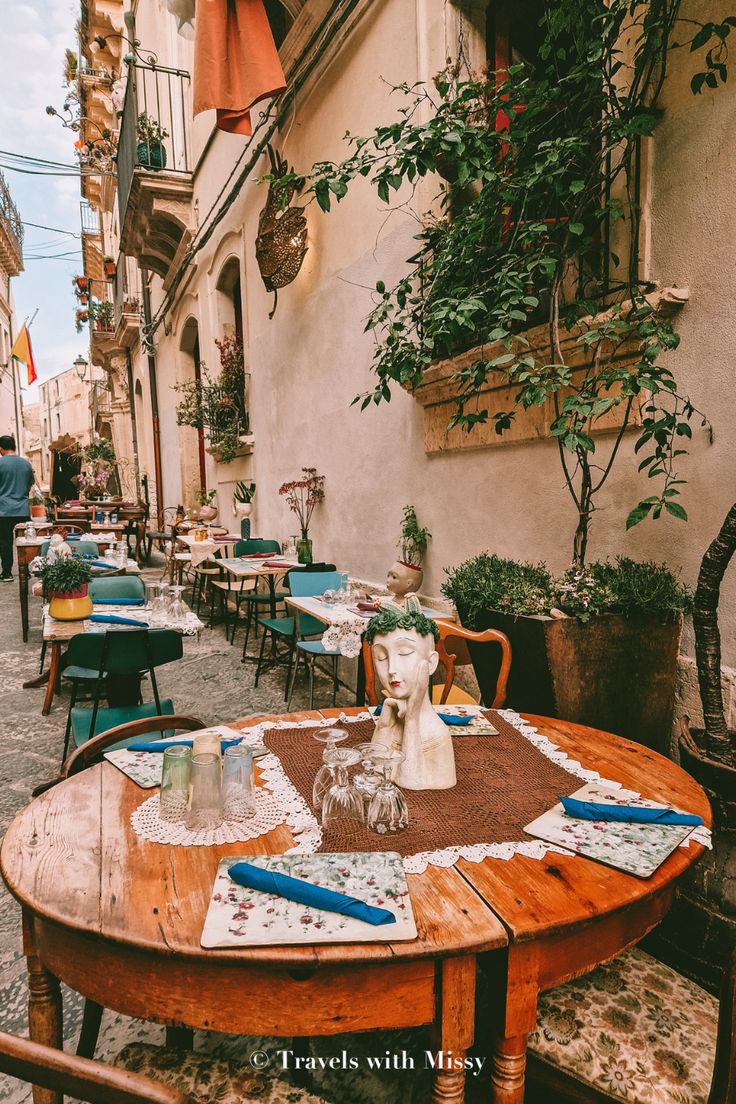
top-left (88, 575), bottom-right (146, 601)
top-left (435, 621), bottom-right (512, 708)
top-left (235, 538), bottom-right (281, 556)
top-left (40, 540), bottom-right (99, 558)
top-left (64, 629), bottom-right (183, 677)
top-left (289, 571), bottom-right (341, 637)
top-left (284, 563), bottom-right (337, 590)
top-left (361, 619), bottom-right (512, 708)
top-left (0, 1029), bottom-right (188, 1104)
top-left (61, 713), bottom-right (205, 779)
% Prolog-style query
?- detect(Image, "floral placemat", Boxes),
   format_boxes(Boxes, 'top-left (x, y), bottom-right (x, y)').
top-left (200, 851), bottom-right (417, 947)
top-left (524, 781), bottom-right (701, 878)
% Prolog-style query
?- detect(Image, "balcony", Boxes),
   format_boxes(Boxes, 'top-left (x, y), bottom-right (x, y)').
top-left (117, 62), bottom-right (194, 281)
top-left (113, 254), bottom-right (141, 348)
top-left (87, 278), bottom-right (118, 367)
top-left (0, 171), bottom-right (23, 277)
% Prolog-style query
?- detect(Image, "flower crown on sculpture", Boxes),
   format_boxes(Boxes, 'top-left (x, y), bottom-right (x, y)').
top-left (365, 606), bottom-right (440, 644)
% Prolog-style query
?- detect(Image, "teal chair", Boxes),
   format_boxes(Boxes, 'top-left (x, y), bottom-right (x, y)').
top-left (88, 575), bottom-right (145, 601)
top-left (255, 569), bottom-right (340, 702)
top-left (211, 539), bottom-right (283, 645)
top-left (40, 539), bottom-right (99, 558)
top-left (60, 629), bottom-right (183, 761)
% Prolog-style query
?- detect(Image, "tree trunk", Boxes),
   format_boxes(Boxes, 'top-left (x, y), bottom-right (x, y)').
top-left (693, 503), bottom-right (736, 767)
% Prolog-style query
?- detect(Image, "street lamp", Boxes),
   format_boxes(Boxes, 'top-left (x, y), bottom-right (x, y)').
top-left (74, 354), bottom-right (88, 381)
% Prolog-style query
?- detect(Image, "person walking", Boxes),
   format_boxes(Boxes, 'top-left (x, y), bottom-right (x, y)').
top-left (0, 435), bottom-right (36, 581)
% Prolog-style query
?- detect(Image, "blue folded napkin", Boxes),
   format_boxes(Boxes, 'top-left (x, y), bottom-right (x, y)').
top-left (90, 560), bottom-right (118, 570)
top-left (228, 862), bottom-right (396, 927)
top-left (560, 796), bottom-right (703, 827)
top-left (88, 614), bottom-right (148, 628)
top-left (93, 598), bottom-right (145, 606)
top-left (373, 702), bottom-right (471, 726)
top-left (128, 737), bottom-right (242, 752)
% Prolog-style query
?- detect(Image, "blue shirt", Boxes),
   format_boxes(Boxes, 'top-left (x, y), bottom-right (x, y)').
top-left (0, 454), bottom-right (35, 517)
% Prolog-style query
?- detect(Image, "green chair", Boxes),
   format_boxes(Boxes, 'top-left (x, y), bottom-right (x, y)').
top-left (212, 539), bottom-right (283, 644)
top-left (40, 539), bottom-right (99, 557)
top-left (70, 698), bottom-right (176, 754)
top-left (60, 629), bottom-right (183, 761)
top-left (88, 575), bottom-right (145, 601)
top-left (255, 569), bottom-right (340, 701)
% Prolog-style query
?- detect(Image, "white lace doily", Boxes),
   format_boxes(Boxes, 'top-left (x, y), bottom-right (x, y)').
top-left (131, 786), bottom-right (284, 845)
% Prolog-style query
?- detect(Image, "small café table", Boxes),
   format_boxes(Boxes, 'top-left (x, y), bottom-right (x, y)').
top-left (14, 533), bottom-right (132, 645)
top-left (34, 589), bottom-right (196, 716)
top-left (1, 708), bottom-right (709, 1104)
top-left (216, 555), bottom-right (301, 618)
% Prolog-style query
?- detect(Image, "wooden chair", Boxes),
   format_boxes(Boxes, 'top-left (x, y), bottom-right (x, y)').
top-left (362, 620), bottom-right (512, 708)
top-left (61, 713), bottom-right (205, 780)
top-left (0, 1031), bottom-right (331, 1104)
top-left (525, 944), bottom-right (736, 1103)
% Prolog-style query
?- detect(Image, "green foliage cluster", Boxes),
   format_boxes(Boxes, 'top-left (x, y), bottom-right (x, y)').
top-left (442, 552), bottom-right (690, 624)
top-left (39, 556), bottom-right (92, 595)
top-left (398, 504), bottom-right (431, 566)
top-left (365, 608), bottom-right (440, 644)
top-left (174, 336), bottom-right (248, 463)
top-left (274, 2), bottom-right (733, 562)
top-left (234, 481), bottom-right (256, 503)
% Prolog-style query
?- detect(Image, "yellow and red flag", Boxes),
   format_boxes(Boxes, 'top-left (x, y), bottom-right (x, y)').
top-left (10, 325), bottom-right (37, 386)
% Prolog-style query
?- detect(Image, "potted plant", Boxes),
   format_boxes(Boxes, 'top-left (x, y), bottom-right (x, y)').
top-left (442, 554), bottom-right (691, 753)
top-left (39, 556), bottom-right (92, 621)
top-left (388, 504), bottom-right (431, 596)
top-left (30, 491), bottom-right (48, 520)
top-left (194, 488), bottom-right (218, 521)
top-left (103, 256), bottom-right (116, 278)
top-left (75, 308), bottom-right (89, 332)
top-left (90, 299), bottom-right (114, 332)
top-left (174, 336), bottom-right (249, 463)
top-left (233, 481), bottom-right (256, 519)
top-left (136, 113), bottom-right (168, 170)
top-left (74, 275), bottom-right (89, 293)
top-left (278, 468), bottom-right (325, 564)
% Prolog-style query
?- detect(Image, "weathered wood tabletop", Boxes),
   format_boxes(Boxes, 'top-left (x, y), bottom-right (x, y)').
top-left (1, 708), bottom-right (710, 1104)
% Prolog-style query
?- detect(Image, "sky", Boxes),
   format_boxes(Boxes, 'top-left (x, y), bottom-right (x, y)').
top-left (0, 0), bottom-right (87, 406)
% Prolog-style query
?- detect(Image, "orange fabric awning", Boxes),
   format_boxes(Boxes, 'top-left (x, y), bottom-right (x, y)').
top-left (193, 0), bottom-right (286, 136)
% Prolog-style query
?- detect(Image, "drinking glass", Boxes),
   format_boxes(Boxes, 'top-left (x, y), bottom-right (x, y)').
top-left (149, 582), bottom-right (169, 626)
top-left (144, 582), bottom-right (159, 611)
top-left (311, 727), bottom-right (348, 809)
top-left (321, 747), bottom-right (365, 828)
top-left (222, 745), bottom-right (256, 821)
top-left (353, 742), bottom-right (389, 803)
top-left (159, 745), bottom-right (191, 822)
top-left (192, 730), bottom-right (222, 759)
top-left (167, 585), bottom-right (188, 627)
top-left (367, 750), bottom-right (409, 834)
top-left (115, 540), bottom-right (127, 567)
top-left (185, 753), bottom-right (222, 831)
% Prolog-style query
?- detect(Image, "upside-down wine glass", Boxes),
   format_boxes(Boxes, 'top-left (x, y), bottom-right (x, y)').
top-left (367, 749), bottom-right (409, 834)
top-left (353, 742), bottom-right (389, 804)
top-left (321, 747), bottom-right (365, 828)
top-left (167, 584), bottom-right (188, 628)
top-left (311, 727), bottom-right (348, 809)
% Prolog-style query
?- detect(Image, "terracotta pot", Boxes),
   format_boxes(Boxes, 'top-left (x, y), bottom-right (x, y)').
top-left (48, 585), bottom-right (93, 622)
top-left (455, 607), bottom-right (682, 753)
top-left (30, 504), bottom-right (47, 519)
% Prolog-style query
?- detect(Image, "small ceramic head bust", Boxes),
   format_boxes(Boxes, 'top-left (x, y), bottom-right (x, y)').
top-left (386, 560), bottom-right (424, 601)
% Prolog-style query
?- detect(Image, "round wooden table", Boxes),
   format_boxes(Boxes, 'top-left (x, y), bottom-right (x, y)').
top-left (0, 708), bottom-right (710, 1104)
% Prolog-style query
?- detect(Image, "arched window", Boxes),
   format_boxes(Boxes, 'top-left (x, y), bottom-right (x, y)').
top-left (180, 317), bottom-right (207, 493)
top-left (216, 257), bottom-right (244, 345)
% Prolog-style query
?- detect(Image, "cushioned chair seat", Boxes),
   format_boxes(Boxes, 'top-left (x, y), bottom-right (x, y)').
top-left (258, 616), bottom-right (296, 637)
top-left (71, 699), bottom-right (175, 750)
top-left (528, 947), bottom-right (718, 1103)
top-left (114, 1044), bottom-right (328, 1104)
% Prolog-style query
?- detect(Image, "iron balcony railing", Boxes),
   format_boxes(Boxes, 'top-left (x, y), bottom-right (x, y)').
top-left (116, 61), bottom-right (192, 229)
top-left (0, 170), bottom-right (23, 256)
top-left (80, 199), bottom-right (99, 236)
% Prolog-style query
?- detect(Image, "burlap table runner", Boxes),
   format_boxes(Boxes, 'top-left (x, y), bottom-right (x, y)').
top-left (263, 713), bottom-right (580, 858)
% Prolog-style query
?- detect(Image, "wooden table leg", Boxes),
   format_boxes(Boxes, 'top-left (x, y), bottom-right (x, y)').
top-left (23, 911), bottom-right (62, 1104)
top-left (42, 643), bottom-right (61, 716)
top-left (430, 954), bottom-right (476, 1104)
top-left (19, 559), bottom-right (30, 643)
top-left (487, 944), bottom-right (539, 1104)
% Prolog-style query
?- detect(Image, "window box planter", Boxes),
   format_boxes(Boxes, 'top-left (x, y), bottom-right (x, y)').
top-left (205, 434), bottom-right (255, 462)
top-left (455, 605), bottom-right (682, 754)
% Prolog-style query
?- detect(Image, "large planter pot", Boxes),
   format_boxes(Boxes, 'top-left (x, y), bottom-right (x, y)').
top-left (48, 585), bottom-right (93, 622)
top-left (648, 729), bottom-right (736, 991)
top-left (456, 607), bottom-right (682, 753)
top-left (136, 140), bottom-right (166, 170)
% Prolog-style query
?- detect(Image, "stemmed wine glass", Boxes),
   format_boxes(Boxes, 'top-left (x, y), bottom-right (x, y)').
top-left (311, 727), bottom-right (348, 809)
top-left (321, 747), bottom-right (365, 828)
top-left (167, 585), bottom-right (188, 627)
top-left (367, 749), bottom-right (409, 834)
top-left (353, 742), bottom-right (389, 804)
top-left (149, 582), bottom-right (169, 626)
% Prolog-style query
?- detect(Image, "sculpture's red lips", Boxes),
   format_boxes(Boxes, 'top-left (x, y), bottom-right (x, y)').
top-left (390, 680), bottom-right (401, 687)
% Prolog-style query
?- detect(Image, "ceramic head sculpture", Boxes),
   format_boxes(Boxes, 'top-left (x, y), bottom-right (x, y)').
top-left (366, 609), bottom-right (456, 791)
top-left (385, 560), bottom-right (424, 603)
top-left (47, 532), bottom-right (72, 562)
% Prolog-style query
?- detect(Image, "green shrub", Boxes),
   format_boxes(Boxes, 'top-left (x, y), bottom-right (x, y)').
top-left (39, 556), bottom-right (92, 595)
top-left (442, 553), bottom-right (553, 624)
